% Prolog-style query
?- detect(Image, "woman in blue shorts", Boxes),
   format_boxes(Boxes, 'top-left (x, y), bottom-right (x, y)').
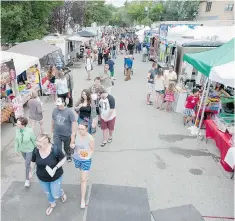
top-left (70, 121), bottom-right (95, 209)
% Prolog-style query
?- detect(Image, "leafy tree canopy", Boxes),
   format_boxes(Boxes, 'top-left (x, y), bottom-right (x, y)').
top-left (1, 1), bottom-right (62, 43)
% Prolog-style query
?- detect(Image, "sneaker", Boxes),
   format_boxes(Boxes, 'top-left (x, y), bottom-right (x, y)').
top-left (24, 180), bottom-right (30, 187)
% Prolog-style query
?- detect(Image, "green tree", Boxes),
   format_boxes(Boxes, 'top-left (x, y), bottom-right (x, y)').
top-left (84, 1), bottom-right (112, 26)
top-left (149, 3), bottom-right (164, 22)
top-left (1, 1), bottom-right (62, 43)
top-left (160, 0), bottom-right (200, 21)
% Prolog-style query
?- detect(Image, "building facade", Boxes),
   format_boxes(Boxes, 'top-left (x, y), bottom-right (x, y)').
top-left (197, 0), bottom-right (234, 22)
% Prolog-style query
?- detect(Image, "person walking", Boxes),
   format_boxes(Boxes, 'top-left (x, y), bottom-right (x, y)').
top-left (64, 68), bottom-right (74, 108)
top-left (30, 133), bottom-right (67, 216)
top-left (74, 89), bottom-right (96, 135)
top-left (106, 56), bottom-right (115, 80)
top-left (103, 47), bottom-right (109, 63)
top-left (51, 98), bottom-right (76, 162)
top-left (47, 65), bottom-right (57, 101)
top-left (100, 64), bottom-right (113, 94)
top-left (112, 43), bottom-right (117, 59)
top-left (28, 91), bottom-right (45, 134)
top-left (142, 46), bottom-right (148, 62)
top-left (124, 55), bottom-right (133, 81)
top-left (89, 77), bottom-right (105, 128)
top-left (70, 121), bottom-right (95, 209)
top-left (85, 54), bottom-right (93, 80)
top-left (146, 62), bottom-right (157, 105)
top-left (98, 47), bottom-right (103, 65)
top-left (154, 69), bottom-right (165, 109)
top-left (99, 88), bottom-right (116, 147)
top-left (15, 117), bottom-right (36, 187)
top-left (55, 71), bottom-right (69, 106)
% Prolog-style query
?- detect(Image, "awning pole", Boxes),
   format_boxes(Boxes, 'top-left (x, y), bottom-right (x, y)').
top-left (197, 79), bottom-right (211, 138)
top-left (195, 78), bottom-right (208, 125)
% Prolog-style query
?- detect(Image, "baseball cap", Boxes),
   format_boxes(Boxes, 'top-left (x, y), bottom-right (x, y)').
top-left (55, 98), bottom-right (64, 106)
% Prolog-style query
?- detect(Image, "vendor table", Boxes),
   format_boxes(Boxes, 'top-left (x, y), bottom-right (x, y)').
top-left (204, 120), bottom-right (233, 172)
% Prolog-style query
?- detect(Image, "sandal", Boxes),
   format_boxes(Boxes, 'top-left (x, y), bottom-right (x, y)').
top-left (107, 137), bottom-right (112, 143)
top-left (61, 190), bottom-right (67, 203)
top-left (46, 204), bottom-right (56, 216)
top-left (101, 142), bottom-right (107, 147)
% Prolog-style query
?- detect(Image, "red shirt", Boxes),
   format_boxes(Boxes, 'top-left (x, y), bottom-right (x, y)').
top-left (185, 95), bottom-right (199, 109)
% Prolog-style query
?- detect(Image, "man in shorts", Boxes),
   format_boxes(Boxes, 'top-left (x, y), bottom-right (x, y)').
top-left (89, 77), bottom-right (105, 128)
top-left (99, 88), bottom-right (116, 147)
top-left (184, 89), bottom-right (200, 126)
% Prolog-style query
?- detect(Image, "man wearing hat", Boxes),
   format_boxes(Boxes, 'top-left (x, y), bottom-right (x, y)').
top-left (51, 98), bottom-right (76, 162)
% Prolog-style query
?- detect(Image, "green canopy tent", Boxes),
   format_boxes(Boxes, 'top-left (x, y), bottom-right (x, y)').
top-left (182, 38), bottom-right (235, 136)
top-left (183, 38), bottom-right (234, 82)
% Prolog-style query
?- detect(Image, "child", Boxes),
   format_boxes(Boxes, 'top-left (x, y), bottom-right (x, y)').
top-left (184, 88), bottom-right (200, 125)
top-left (165, 83), bottom-right (175, 112)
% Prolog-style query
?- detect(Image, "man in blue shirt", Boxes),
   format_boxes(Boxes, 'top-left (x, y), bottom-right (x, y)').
top-left (124, 55), bottom-right (133, 81)
top-left (105, 56), bottom-right (115, 80)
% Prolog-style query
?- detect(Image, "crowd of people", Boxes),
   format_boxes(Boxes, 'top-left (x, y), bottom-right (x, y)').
top-left (12, 27), bottom-right (233, 217)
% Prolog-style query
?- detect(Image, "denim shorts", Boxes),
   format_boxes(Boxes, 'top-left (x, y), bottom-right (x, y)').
top-left (184, 108), bottom-right (195, 117)
top-left (73, 158), bottom-right (92, 171)
top-left (156, 90), bottom-right (165, 94)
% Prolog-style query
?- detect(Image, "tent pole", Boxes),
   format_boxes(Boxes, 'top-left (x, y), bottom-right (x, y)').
top-left (195, 78), bottom-right (208, 125)
top-left (197, 79), bottom-right (211, 138)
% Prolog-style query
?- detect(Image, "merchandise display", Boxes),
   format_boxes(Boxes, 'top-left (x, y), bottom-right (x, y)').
top-left (0, 60), bottom-right (17, 124)
top-left (17, 65), bottom-right (40, 105)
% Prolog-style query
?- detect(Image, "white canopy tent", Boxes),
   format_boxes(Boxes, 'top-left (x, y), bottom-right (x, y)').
top-left (210, 61), bottom-right (235, 87)
top-left (66, 35), bottom-right (90, 42)
top-left (1, 51), bottom-right (40, 76)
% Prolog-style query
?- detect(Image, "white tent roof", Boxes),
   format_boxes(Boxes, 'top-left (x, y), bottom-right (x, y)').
top-left (1, 51), bottom-right (40, 76)
top-left (66, 35), bottom-right (90, 42)
top-left (210, 61), bottom-right (235, 87)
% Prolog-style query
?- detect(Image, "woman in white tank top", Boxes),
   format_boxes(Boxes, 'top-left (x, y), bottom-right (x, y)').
top-left (154, 70), bottom-right (165, 110)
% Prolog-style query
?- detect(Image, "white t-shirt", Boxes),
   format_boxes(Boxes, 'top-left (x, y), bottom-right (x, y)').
top-left (163, 70), bottom-right (177, 88)
top-left (55, 78), bottom-right (68, 94)
top-left (99, 95), bottom-right (116, 121)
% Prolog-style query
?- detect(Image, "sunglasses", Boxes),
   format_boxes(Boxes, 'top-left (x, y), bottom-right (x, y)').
top-left (36, 137), bottom-right (48, 148)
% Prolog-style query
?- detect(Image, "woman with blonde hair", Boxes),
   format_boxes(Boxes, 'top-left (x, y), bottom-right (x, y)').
top-left (30, 133), bottom-right (67, 216)
top-left (28, 91), bottom-right (44, 134)
top-left (55, 71), bottom-right (68, 106)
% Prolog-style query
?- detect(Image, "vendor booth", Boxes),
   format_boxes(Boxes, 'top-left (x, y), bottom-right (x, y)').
top-left (8, 40), bottom-right (64, 93)
top-left (8, 39), bottom-right (63, 70)
top-left (1, 51), bottom-right (41, 125)
top-left (183, 38), bottom-right (235, 172)
top-left (1, 59), bottom-right (18, 125)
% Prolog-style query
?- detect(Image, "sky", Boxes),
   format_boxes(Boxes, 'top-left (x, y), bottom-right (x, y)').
top-left (105, 0), bottom-right (126, 7)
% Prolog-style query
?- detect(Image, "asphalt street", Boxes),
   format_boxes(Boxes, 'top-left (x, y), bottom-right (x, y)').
top-left (1, 53), bottom-right (234, 221)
